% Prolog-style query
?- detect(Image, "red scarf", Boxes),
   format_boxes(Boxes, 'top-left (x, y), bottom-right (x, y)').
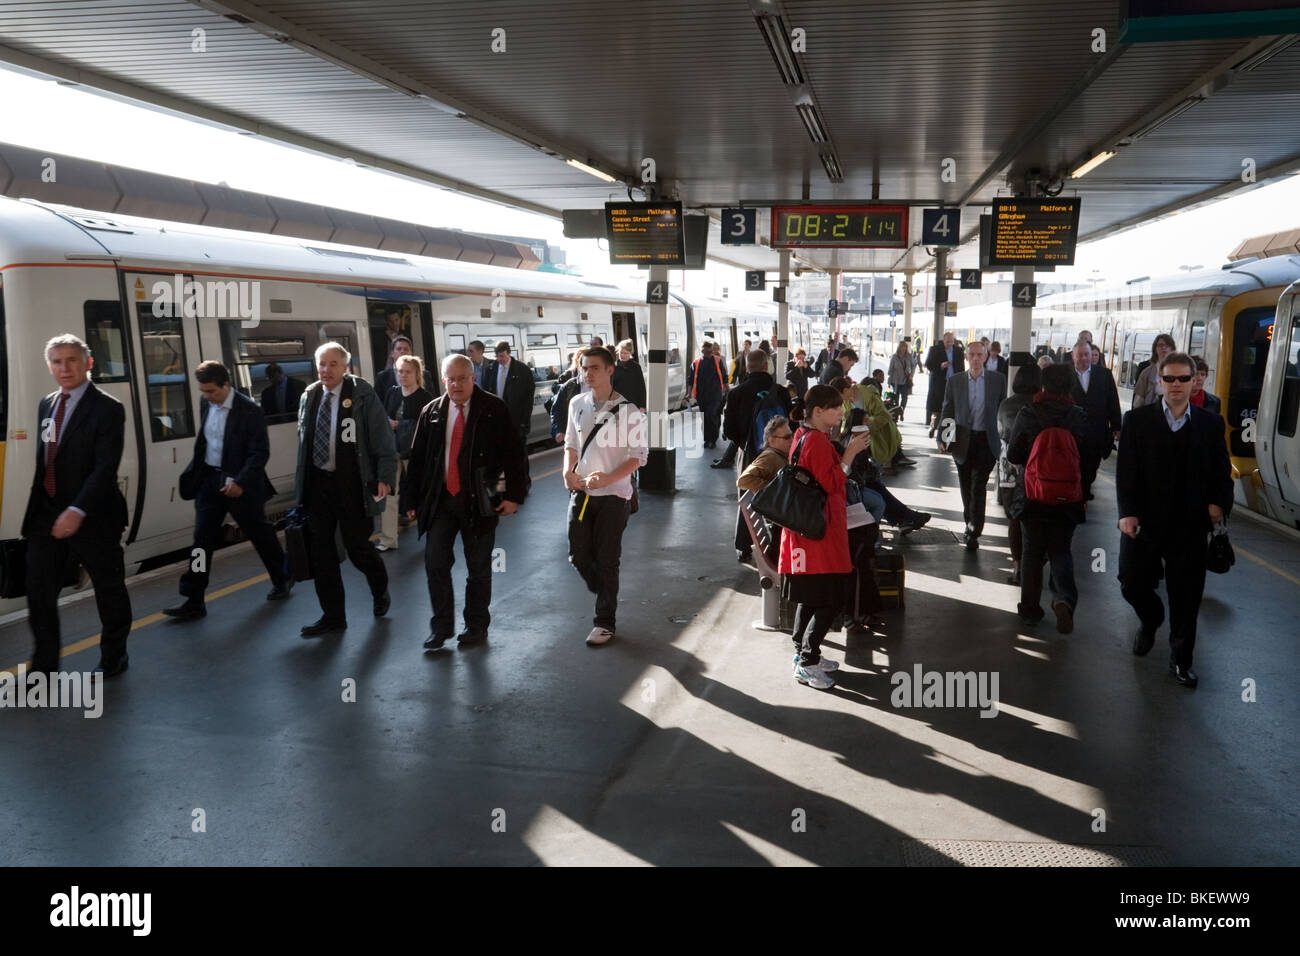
top-left (1190, 391), bottom-right (1206, 407)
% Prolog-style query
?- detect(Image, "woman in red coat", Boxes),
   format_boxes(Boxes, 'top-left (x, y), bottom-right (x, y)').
top-left (779, 384), bottom-right (870, 689)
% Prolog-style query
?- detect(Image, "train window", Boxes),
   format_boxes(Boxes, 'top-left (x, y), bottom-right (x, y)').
top-left (527, 332), bottom-right (558, 347)
top-left (1189, 321), bottom-right (1207, 359)
top-left (1278, 314), bottom-right (1300, 439)
top-left (83, 300), bottom-right (130, 383)
top-left (137, 304), bottom-right (195, 441)
top-left (529, 347), bottom-right (563, 383)
top-left (447, 334), bottom-right (466, 353)
top-left (219, 320), bottom-right (347, 423)
top-left (470, 327), bottom-right (517, 351)
top-left (567, 333), bottom-right (586, 346)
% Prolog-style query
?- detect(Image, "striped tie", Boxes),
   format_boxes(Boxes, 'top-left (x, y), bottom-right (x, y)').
top-left (312, 390), bottom-right (332, 468)
top-left (43, 391), bottom-right (69, 497)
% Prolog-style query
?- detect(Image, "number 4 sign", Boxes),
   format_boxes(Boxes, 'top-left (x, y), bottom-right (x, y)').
top-left (922, 208), bottom-right (961, 247)
top-left (1012, 282), bottom-right (1038, 307)
top-left (721, 208), bottom-right (757, 245)
top-left (646, 280), bottom-right (668, 304)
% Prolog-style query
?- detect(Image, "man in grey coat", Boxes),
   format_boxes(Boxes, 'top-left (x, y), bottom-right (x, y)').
top-left (940, 341), bottom-right (1006, 550)
top-left (295, 342), bottom-right (398, 636)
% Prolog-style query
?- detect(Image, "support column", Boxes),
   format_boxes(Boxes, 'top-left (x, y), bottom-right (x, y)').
top-left (640, 264), bottom-right (675, 491)
top-left (932, 249), bottom-right (947, 343)
top-left (1010, 263), bottom-right (1035, 369)
top-left (829, 270), bottom-right (842, 340)
top-left (776, 250), bottom-right (790, 386)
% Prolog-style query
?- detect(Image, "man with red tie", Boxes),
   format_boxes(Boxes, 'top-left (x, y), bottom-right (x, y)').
top-left (405, 354), bottom-right (528, 649)
top-left (23, 334), bottom-right (133, 679)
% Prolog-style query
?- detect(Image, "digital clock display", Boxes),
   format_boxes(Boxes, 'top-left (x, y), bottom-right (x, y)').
top-left (770, 205), bottom-right (909, 248)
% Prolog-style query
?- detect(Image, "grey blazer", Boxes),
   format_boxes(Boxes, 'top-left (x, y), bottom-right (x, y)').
top-left (941, 369), bottom-right (1006, 463)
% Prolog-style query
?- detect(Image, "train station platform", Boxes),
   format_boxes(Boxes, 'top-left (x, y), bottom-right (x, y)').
top-left (1, 410), bottom-right (1297, 867)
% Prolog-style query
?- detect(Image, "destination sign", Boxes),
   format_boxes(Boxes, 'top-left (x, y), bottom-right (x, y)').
top-left (605, 201), bottom-right (685, 265)
top-left (987, 198), bottom-right (1081, 268)
top-left (770, 205), bottom-right (909, 248)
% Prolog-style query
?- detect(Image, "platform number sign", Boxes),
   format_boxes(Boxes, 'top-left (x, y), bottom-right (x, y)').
top-left (922, 208), bottom-right (961, 247)
top-left (1012, 282), bottom-right (1038, 308)
top-left (960, 269), bottom-right (982, 290)
top-left (722, 208), bottom-right (757, 245)
top-left (745, 270), bottom-right (766, 291)
top-left (646, 280), bottom-right (669, 305)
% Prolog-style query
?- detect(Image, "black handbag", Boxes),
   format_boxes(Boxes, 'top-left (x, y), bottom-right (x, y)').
top-left (1206, 521), bottom-right (1235, 574)
top-left (750, 434), bottom-right (827, 540)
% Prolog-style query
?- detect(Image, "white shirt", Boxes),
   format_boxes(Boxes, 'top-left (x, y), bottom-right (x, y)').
top-left (1162, 397), bottom-right (1191, 433)
top-left (1076, 365), bottom-right (1092, 393)
top-left (203, 388), bottom-right (235, 468)
top-left (564, 391), bottom-right (648, 500)
top-left (444, 394), bottom-right (470, 477)
top-left (50, 378), bottom-right (92, 517)
top-left (495, 358), bottom-right (510, 400)
top-left (318, 382), bottom-right (343, 471)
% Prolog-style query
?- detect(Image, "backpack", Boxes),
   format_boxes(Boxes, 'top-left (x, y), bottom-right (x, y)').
top-left (750, 388), bottom-right (786, 456)
top-left (1024, 413), bottom-right (1082, 506)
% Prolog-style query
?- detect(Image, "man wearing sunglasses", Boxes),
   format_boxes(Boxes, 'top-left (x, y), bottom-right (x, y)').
top-left (1115, 352), bottom-right (1233, 689)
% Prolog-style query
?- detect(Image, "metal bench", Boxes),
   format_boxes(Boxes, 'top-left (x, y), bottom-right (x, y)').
top-left (738, 490), bottom-right (796, 631)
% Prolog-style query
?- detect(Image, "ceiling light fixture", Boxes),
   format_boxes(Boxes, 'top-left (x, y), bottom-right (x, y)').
top-left (565, 159), bottom-right (619, 183)
top-left (1071, 150), bottom-right (1117, 178)
top-left (755, 13), bottom-right (804, 86)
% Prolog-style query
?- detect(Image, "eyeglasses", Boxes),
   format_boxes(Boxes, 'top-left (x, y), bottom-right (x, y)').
top-left (1161, 374), bottom-right (1193, 383)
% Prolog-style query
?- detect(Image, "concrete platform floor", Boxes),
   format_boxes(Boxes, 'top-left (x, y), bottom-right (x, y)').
top-left (1, 410), bottom-right (1297, 866)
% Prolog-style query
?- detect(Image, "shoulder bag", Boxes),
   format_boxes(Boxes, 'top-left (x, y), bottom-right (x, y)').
top-left (750, 433), bottom-right (827, 540)
top-left (1206, 520), bottom-right (1235, 574)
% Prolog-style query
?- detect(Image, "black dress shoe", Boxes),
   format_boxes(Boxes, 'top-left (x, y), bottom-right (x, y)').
top-left (301, 618), bottom-right (346, 637)
top-left (94, 654), bottom-right (129, 678)
top-left (423, 633), bottom-right (451, 650)
top-left (899, 513), bottom-right (931, 535)
top-left (1169, 663), bottom-right (1198, 688)
top-left (373, 591), bottom-right (391, 618)
top-left (1132, 625), bottom-right (1156, 657)
top-left (964, 533), bottom-right (979, 551)
top-left (737, 549), bottom-right (754, 564)
top-left (163, 602), bottom-right (206, 620)
top-left (457, 628), bottom-right (487, 647)
top-left (266, 581), bottom-right (293, 601)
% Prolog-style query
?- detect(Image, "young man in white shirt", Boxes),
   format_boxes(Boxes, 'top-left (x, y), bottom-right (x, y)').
top-left (564, 346), bottom-right (648, 646)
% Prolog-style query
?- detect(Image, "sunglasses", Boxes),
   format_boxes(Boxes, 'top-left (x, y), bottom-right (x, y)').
top-left (1161, 374), bottom-right (1193, 383)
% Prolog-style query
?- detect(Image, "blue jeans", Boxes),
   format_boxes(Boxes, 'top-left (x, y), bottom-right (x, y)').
top-left (859, 487), bottom-right (887, 526)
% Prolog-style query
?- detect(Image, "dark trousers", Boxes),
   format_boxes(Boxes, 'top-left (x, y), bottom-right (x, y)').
top-left (424, 492), bottom-right (495, 637)
top-left (1019, 518), bottom-right (1078, 612)
top-left (955, 436), bottom-right (994, 537)
top-left (717, 440), bottom-right (739, 466)
top-left (180, 467), bottom-right (286, 601)
top-left (27, 520), bottom-right (132, 672)
top-left (1119, 530), bottom-right (1207, 669)
top-left (894, 382), bottom-right (911, 414)
top-left (567, 492), bottom-right (629, 630)
top-left (306, 466), bottom-right (388, 623)
top-left (1080, 451), bottom-right (1101, 499)
top-left (699, 399), bottom-right (722, 444)
top-left (792, 602), bottom-right (836, 666)
top-left (926, 381), bottom-right (946, 427)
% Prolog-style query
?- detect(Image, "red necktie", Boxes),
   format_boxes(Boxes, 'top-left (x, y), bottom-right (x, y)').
top-left (446, 403), bottom-right (465, 496)
top-left (44, 392), bottom-right (69, 497)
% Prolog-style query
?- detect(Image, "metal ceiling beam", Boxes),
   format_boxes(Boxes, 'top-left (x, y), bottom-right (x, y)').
top-left (0, 41), bottom-right (563, 220)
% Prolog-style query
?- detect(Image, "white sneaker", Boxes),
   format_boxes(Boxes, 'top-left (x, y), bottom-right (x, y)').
top-left (586, 626), bottom-right (614, 646)
top-left (794, 661), bottom-right (836, 689)
top-left (376, 543), bottom-right (394, 552)
top-left (792, 653), bottom-right (838, 672)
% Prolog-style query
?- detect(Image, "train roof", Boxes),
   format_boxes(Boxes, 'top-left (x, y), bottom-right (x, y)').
top-left (0, 196), bottom-right (648, 305)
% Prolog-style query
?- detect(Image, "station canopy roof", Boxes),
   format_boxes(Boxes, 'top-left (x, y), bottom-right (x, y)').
top-left (1, 0), bottom-right (1298, 276)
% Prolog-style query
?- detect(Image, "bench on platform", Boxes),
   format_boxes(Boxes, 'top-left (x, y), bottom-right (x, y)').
top-left (738, 491), bottom-right (796, 631)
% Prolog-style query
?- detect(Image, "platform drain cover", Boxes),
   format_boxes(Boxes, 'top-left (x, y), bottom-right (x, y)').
top-left (882, 526), bottom-right (960, 546)
top-left (900, 839), bottom-right (1170, 867)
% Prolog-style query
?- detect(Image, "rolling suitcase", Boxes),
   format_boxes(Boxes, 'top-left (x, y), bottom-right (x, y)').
top-left (874, 550), bottom-right (906, 609)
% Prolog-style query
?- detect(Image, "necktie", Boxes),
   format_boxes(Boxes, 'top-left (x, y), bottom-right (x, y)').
top-left (446, 403), bottom-right (465, 497)
top-left (44, 392), bottom-right (69, 497)
top-left (312, 390), bottom-right (332, 468)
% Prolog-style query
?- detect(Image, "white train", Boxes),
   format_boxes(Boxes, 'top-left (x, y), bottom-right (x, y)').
top-left (0, 196), bottom-right (816, 599)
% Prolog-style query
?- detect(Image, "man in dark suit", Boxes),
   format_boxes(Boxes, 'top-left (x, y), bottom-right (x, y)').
top-left (1117, 351), bottom-right (1233, 688)
top-left (23, 334), bottom-right (132, 678)
top-left (940, 341), bottom-right (1006, 550)
top-left (813, 337), bottom-right (836, 377)
top-left (480, 340), bottom-right (536, 444)
top-left (294, 342), bottom-right (398, 636)
top-left (404, 354), bottom-right (528, 648)
top-left (163, 361), bottom-right (291, 621)
top-left (373, 335), bottom-right (437, 398)
top-left (1067, 341), bottom-right (1123, 501)
top-left (260, 363), bottom-right (305, 418)
top-left (925, 331), bottom-right (964, 438)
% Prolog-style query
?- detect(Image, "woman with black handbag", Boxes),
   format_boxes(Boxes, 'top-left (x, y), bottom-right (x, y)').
top-left (779, 384), bottom-right (869, 690)
top-left (379, 354), bottom-right (433, 551)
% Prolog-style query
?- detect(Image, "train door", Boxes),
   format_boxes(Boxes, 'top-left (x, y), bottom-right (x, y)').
top-left (612, 311), bottom-right (637, 356)
top-left (1263, 285), bottom-right (1300, 516)
top-left (120, 270), bottom-right (203, 546)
